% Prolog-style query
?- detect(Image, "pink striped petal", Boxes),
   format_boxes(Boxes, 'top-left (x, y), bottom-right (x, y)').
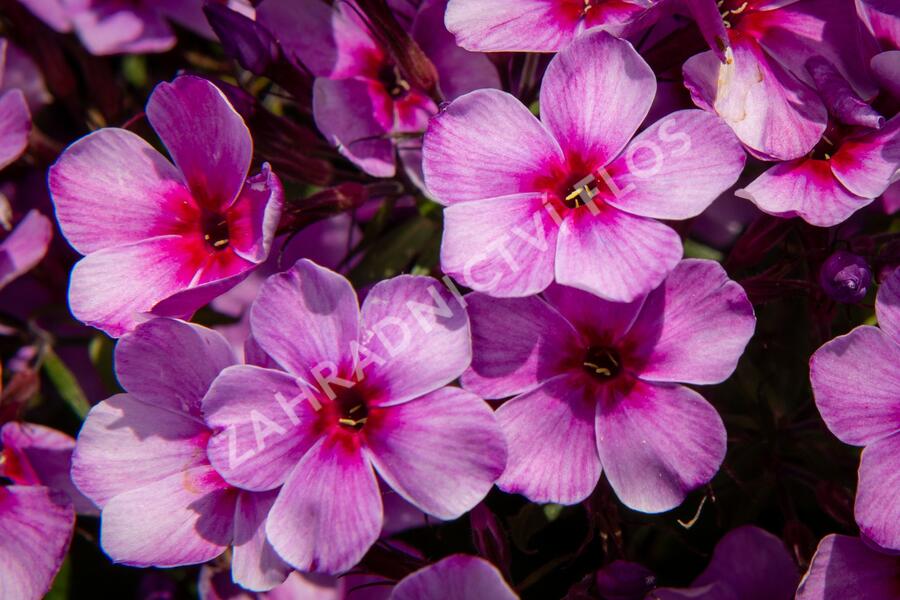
top-left (392, 555), bottom-right (518, 600)
top-left (444, 0), bottom-right (579, 52)
top-left (876, 268), bottom-right (900, 345)
top-left (0, 209), bottom-right (51, 290)
top-left (796, 534), bottom-right (900, 600)
top-left (0, 89), bottom-right (29, 170)
top-left (231, 490), bottom-right (291, 592)
top-left (856, 432), bottom-right (900, 552)
top-left (831, 115), bottom-right (900, 200)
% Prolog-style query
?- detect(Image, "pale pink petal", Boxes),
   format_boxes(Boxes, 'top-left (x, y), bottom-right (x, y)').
top-left (313, 77), bottom-right (396, 179)
top-left (363, 387), bottom-right (506, 519)
top-left (0, 209), bottom-right (52, 290)
top-left (266, 436), bottom-right (382, 573)
top-left (625, 260), bottom-right (756, 385)
top-left (540, 30), bottom-right (655, 169)
top-left (830, 115), bottom-right (900, 200)
top-left (69, 5), bottom-right (175, 55)
top-left (231, 490), bottom-right (291, 592)
top-left (146, 76), bottom-right (252, 209)
top-left (100, 466), bottom-right (237, 567)
top-left (115, 318), bottom-right (236, 416)
top-left (735, 159), bottom-right (871, 227)
top-left (203, 366), bottom-right (321, 492)
top-left (441, 193), bottom-right (559, 297)
top-left (0, 89), bottom-right (30, 170)
top-left (227, 163), bottom-right (284, 264)
top-left (542, 283), bottom-right (643, 345)
top-left (444, 0), bottom-right (578, 52)
top-left (359, 276), bottom-right (471, 407)
top-left (810, 326), bottom-right (900, 446)
top-left (422, 89), bottom-right (564, 205)
top-left (876, 268), bottom-right (900, 345)
top-left (250, 259), bottom-right (360, 380)
top-left (392, 555), bottom-right (518, 600)
top-left (0, 486), bottom-right (73, 600)
top-left (49, 128), bottom-right (189, 254)
top-left (496, 375), bottom-right (602, 505)
top-left (603, 110), bottom-right (746, 220)
top-left (796, 534), bottom-right (900, 600)
top-left (596, 380), bottom-right (726, 513)
top-left (683, 33), bottom-right (827, 161)
top-left (71, 394), bottom-right (211, 507)
top-left (855, 432), bottom-right (900, 552)
top-left (555, 206), bottom-right (683, 303)
top-left (462, 292), bottom-right (578, 399)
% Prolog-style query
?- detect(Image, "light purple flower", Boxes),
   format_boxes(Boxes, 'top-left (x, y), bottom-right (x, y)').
top-left (201, 259), bottom-right (507, 573)
top-left (423, 30), bottom-right (746, 302)
top-left (0, 422), bottom-right (82, 600)
top-left (462, 259), bottom-right (754, 511)
top-left (796, 534), bottom-right (900, 600)
top-left (651, 525), bottom-right (798, 600)
top-left (735, 116), bottom-right (900, 226)
top-left (50, 75), bottom-right (283, 338)
top-left (810, 267), bottom-right (900, 552)
top-left (445, 0), bottom-right (655, 52)
top-left (0, 39), bottom-right (33, 172)
top-left (390, 555), bottom-right (517, 600)
top-left (257, 0), bottom-right (500, 178)
top-left (0, 209), bottom-right (52, 291)
top-left (59, 0), bottom-right (177, 55)
top-left (71, 318), bottom-right (292, 591)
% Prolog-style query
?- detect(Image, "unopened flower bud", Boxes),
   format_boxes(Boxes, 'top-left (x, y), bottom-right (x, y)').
top-left (819, 251), bottom-right (872, 303)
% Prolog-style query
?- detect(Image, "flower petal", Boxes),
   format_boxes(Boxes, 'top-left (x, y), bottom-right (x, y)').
top-left (462, 292), bottom-right (578, 399)
top-left (542, 283), bottom-right (643, 345)
top-left (830, 115), bottom-right (900, 200)
top-left (596, 380), bottom-right (726, 513)
top-left (227, 163), bottom-right (284, 264)
top-left (146, 75), bottom-right (252, 209)
top-left (603, 110), bottom-right (746, 220)
top-left (422, 89), bottom-right (564, 205)
top-left (250, 259), bottom-right (360, 380)
top-left (0, 89), bottom-right (29, 170)
top-left (441, 193), bottom-right (559, 297)
top-left (855, 432), bottom-right (900, 552)
top-left (810, 326), bottom-right (900, 446)
top-left (625, 259), bottom-right (755, 385)
top-left (0, 486), bottom-right (73, 600)
top-left (540, 30), bottom-right (655, 169)
top-left (392, 554), bottom-right (518, 600)
top-left (555, 206), bottom-right (683, 303)
top-left (266, 436), bottom-right (382, 573)
top-left (364, 387), bottom-right (506, 520)
top-left (496, 375), bottom-right (602, 504)
top-left (359, 275), bottom-right (471, 407)
top-left (735, 158), bottom-right (871, 227)
top-left (49, 128), bottom-right (189, 255)
top-left (444, 0), bottom-right (577, 52)
top-left (796, 534), bottom-right (900, 600)
top-left (0, 209), bottom-right (52, 290)
top-left (231, 490), bottom-right (291, 592)
top-left (876, 268), bottom-right (900, 345)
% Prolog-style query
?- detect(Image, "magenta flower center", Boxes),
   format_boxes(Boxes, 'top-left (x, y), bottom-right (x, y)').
top-left (378, 63), bottom-right (411, 99)
top-left (201, 210), bottom-right (231, 251)
top-left (334, 387), bottom-right (370, 431)
top-left (582, 345), bottom-right (622, 381)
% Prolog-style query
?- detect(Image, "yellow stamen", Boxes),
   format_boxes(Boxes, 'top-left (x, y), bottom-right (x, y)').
top-left (583, 362), bottom-right (612, 376)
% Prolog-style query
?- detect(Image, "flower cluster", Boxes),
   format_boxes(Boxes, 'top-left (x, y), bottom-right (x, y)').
top-left (0, 0), bottom-right (898, 599)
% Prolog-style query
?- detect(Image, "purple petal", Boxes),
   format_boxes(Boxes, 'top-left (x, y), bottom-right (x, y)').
top-left (796, 534), bottom-right (900, 599)
top-left (444, 0), bottom-right (577, 52)
top-left (71, 394), bottom-right (211, 507)
top-left (99, 466), bottom-right (237, 567)
top-left (266, 436), bottom-right (382, 573)
top-left (0, 89), bottom-right (30, 170)
top-left (364, 387), bottom-right (506, 519)
top-left (359, 275), bottom-right (471, 407)
top-left (856, 432), bottom-right (900, 552)
top-left (805, 56), bottom-right (884, 129)
top-left (596, 380), bottom-right (726, 513)
top-left (603, 109), bottom-right (746, 220)
top-left (203, 366), bottom-right (321, 491)
top-left (540, 30), bottom-right (655, 169)
top-left (543, 283), bottom-right (643, 345)
top-left (231, 490), bottom-right (291, 592)
top-left (0, 209), bottom-right (51, 290)
top-left (876, 268), bottom-right (900, 345)
top-left (313, 77), bottom-right (396, 178)
top-left (115, 318), bottom-right (237, 417)
top-left (555, 206), bottom-right (683, 303)
top-left (441, 193), bottom-right (559, 297)
top-left (683, 34), bottom-right (827, 161)
top-left (830, 115), bottom-right (900, 200)
top-left (625, 259), bottom-right (756, 385)
top-left (871, 51), bottom-right (900, 100)
top-left (495, 375), bottom-right (602, 504)
top-left (146, 76), bottom-right (252, 210)
top-left (422, 89), bottom-right (564, 205)
top-left (49, 128), bottom-right (188, 255)
top-left (0, 486), bottom-right (73, 600)
top-left (462, 292), bottom-right (578, 399)
top-left (17, 0), bottom-right (72, 32)
top-left (250, 259), bottom-right (359, 380)
top-left (810, 326), bottom-right (900, 446)
top-left (392, 554), bottom-right (518, 600)
top-left (69, 4), bottom-right (175, 55)
top-left (684, 0), bottom-right (730, 62)
top-left (227, 163), bottom-right (284, 264)
top-left (736, 159), bottom-right (871, 227)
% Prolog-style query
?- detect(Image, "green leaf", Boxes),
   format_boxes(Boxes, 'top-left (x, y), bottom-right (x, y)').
top-left (42, 348), bottom-right (91, 419)
top-left (349, 216), bottom-right (438, 286)
top-left (44, 554), bottom-right (71, 600)
top-left (683, 239), bottom-right (724, 261)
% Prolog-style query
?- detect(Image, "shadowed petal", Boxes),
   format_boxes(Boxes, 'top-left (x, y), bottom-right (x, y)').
top-left (830, 116), bottom-right (900, 200)
top-left (392, 554), bottom-right (518, 600)
top-left (0, 89), bottom-right (30, 170)
top-left (796, 534), bottom-right (900, 599)
top-left (0, 210), bottom-right (52, 290)
top-left (231, 490), bottom-right (291, 592)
